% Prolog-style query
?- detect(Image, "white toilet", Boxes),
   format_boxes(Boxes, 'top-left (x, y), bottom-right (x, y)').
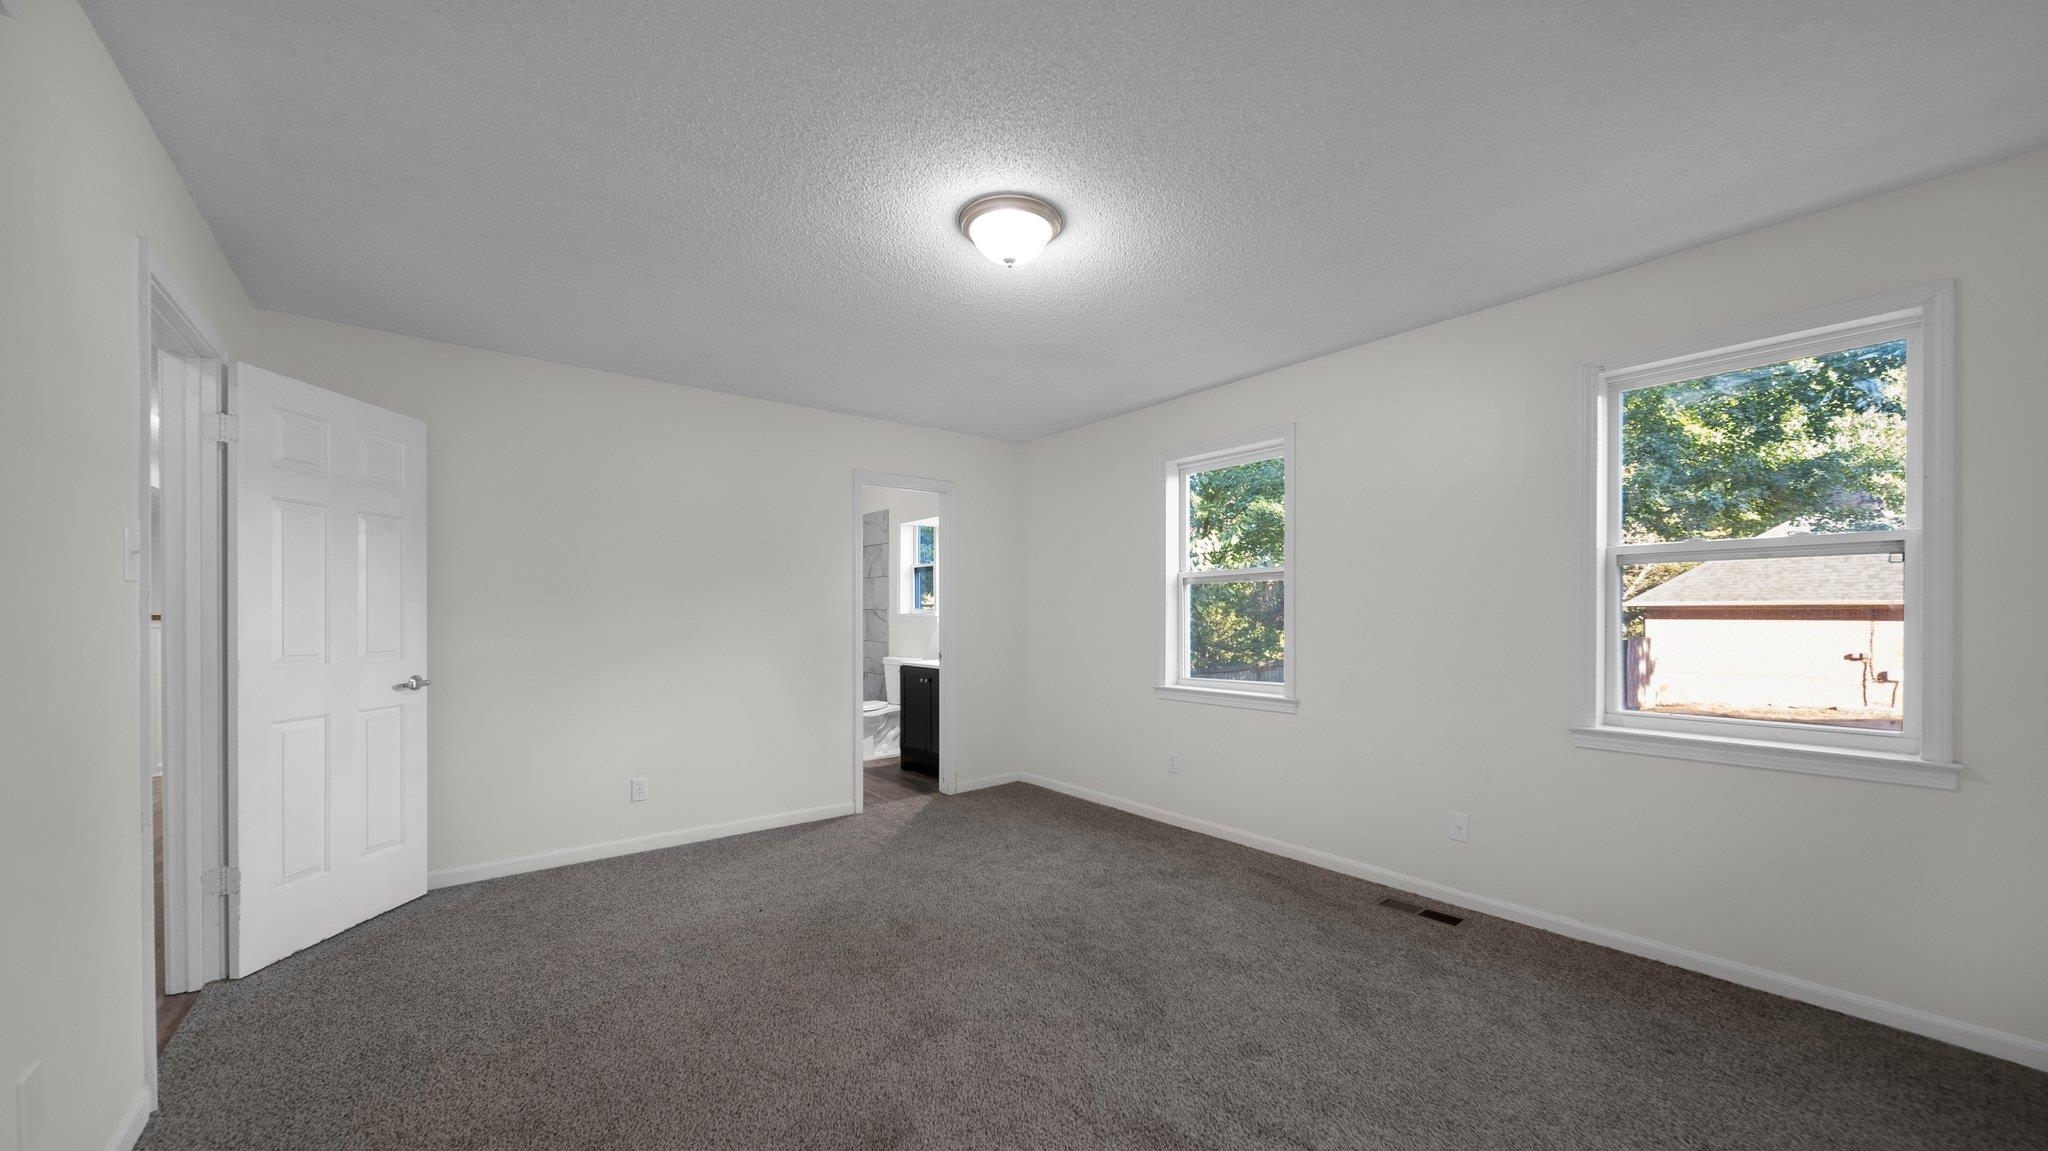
top-left (865, 656), bottom-right (936, 761)
top-left (862, 698), bottom-right (900, 761)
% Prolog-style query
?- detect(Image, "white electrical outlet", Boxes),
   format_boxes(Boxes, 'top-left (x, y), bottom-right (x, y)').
top-left (1448, 811), bottom-right (1470, 843)
top-left (1166, 752), bottom-right (1181, 774)
top-left (16, 1060), bottom-right (44, 1149)
top-left (628, 777), bottom-right (649, 803)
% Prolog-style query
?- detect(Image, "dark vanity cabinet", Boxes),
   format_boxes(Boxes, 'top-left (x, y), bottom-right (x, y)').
top-left (899, 664), bottom-right (940, 776)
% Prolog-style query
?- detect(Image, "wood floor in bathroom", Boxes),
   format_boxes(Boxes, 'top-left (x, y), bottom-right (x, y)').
top-left (863, 758), bottom-right (938, 805)
top-left (154, 774), bottom-right (200, 1050)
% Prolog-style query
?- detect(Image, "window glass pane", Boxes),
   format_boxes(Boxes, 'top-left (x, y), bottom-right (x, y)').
top-left (1620, 552), bottom-right (1903, 731)
top-left (1187, 457), bottom-right (1284, 571)
top-left (1621, 340), bottom-right (1906, 544)
top-left (912, 565), bottom-right (935, 611)
top-left (916, 525), bottom-right (936, 565)
top-left (1189, 579), bottom-right (1284, 682)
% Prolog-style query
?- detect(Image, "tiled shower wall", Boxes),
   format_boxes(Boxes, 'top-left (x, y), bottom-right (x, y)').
top-left (863, 511), bottom-right (889, 699)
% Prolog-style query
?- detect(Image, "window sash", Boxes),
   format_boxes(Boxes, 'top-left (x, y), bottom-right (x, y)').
top-left (1605, 534), bottom-right (1914, 748)
top-left (1176, 576), bottom-right (1287, 693)
top-left (1601, 321), bottom-right (1922, 548)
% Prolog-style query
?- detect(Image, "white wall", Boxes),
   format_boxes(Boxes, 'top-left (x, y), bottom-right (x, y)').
top-left (0, 3), bottom-right (255, 1149)
top-left (861, 486), bottom-right (943, 659)
top-left (240, 313), bottom-right (1025, 882)
top-left (1020, 149), bottom-right (2048, 1058)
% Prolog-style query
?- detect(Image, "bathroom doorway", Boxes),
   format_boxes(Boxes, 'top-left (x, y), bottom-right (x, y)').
top-left (850, 472), bottom-right (957, 811)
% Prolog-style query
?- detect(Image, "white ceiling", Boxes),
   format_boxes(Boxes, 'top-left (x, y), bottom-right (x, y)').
top-left (84, 1), bottom-right (2048, 441)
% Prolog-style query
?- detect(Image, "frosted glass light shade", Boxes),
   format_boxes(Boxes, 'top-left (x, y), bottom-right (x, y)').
top-left (958, 194), bottom-right (1063, 268)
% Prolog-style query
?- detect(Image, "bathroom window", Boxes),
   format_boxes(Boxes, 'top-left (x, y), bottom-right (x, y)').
top-left (1571, 284), bottom-right (1959, 789)
top-left (902, 519), bottom-right (938, 614)
top-left (1157, 427), bottom-right (1295, 713)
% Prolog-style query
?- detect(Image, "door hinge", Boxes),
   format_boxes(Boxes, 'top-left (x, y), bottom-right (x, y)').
top-left (201, 866), bottom-right (241, 896)
top-left (209, 412), bottom-right (241, 444)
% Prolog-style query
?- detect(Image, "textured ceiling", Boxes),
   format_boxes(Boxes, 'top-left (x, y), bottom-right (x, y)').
top-left (83, 1), bottom-right (2048, 440)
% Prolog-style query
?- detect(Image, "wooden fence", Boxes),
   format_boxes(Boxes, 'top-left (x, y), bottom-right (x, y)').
top-left (1622, 636), bottom-right (1652, 711)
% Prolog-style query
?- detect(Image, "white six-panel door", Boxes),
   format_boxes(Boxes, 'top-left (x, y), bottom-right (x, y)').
top-left (231, 364), bottom-right (428, 977)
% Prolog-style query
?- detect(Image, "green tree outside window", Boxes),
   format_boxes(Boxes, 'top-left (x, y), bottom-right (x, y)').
top-left (1187, 458), bottom-right (1285, 679)
top-left (1620, 339), bottom-right (1906, 608)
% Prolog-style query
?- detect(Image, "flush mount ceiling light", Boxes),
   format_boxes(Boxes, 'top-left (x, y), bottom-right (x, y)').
top-left (958, 193), bottom-right (1063, 268)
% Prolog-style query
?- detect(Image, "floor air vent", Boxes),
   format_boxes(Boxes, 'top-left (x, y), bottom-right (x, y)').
top-left (1380, 896), bottom-right (1462, 926)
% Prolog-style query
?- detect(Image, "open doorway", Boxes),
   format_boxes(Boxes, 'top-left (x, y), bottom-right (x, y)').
top-left (137, 245), bottom-right (231, 1071)
top-left (851, 472), bottom-right (957, 810)
top-left (147, 349), bottom-right (201, 1050)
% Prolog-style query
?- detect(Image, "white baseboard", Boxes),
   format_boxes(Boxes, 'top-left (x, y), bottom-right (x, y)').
top-left (1013, 773), bottom-right (2048, 1073)
top-left (103, 1086), bottom-right (152, 1151)
top-left (950, 772), bottom-right (1022, 793)
top-left (427, 802), bottom-right (856, 888)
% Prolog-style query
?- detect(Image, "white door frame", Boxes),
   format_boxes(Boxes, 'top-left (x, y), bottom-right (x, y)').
top-left (135, 242), bottom-right (230, 1098)
top-left (850, 471), bottom-right (958, 810)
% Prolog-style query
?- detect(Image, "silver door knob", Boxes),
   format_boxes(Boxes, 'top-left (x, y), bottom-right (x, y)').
top-left (393, 674), bottom-right (432, 691)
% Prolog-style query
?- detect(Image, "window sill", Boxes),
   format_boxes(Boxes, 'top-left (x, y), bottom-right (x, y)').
top-left (1567, 725), bottom-right (1963, 790)
top-left (1155, 684), bottom-right (1298, 713)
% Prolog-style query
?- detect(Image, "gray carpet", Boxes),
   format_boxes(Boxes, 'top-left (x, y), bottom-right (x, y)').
top-left (139, 783), bottom-right (2047, 1150)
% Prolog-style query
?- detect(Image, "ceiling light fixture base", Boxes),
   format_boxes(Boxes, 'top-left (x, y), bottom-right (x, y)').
top-left (958, 193), bottom-right (1064, 268)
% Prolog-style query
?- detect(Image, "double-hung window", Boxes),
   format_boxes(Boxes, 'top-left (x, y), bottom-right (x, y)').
top-left (902, 519), bottom-right (938, 614)
top-left (1573, 285), bottom-right (1958, 788)
top-left (1157, 427), bottom-right (1296, 712)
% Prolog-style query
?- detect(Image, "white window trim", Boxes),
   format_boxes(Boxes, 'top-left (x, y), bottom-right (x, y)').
top-left (1156, 425), bottom-right (1297, 713)
top-left (900, 517), bottom-right (938, 616)
top-left (1571, 282), bottom-right (1961, 789)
